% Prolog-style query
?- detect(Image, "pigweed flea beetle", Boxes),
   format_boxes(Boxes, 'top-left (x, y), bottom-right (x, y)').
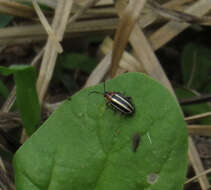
top-left (89, 81), bottom-right (135, 116)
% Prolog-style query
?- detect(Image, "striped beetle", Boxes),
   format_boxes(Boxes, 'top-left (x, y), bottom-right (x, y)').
top-left (89, 82), bottom-right (135, 116)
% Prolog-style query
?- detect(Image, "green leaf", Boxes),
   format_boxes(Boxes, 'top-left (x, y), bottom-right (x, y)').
top-left (175, 87), bottom-right (211, 124)
top-left (58, 52), bottom-right (97, 73)
top-left (0, 13), bottom-right (13, 28)
top-left (14, 73), bottom-right (188, 190)
top-left (0, 65), bottom-right (41, 135)
top-left (181, 43), bottom-right (211, 91)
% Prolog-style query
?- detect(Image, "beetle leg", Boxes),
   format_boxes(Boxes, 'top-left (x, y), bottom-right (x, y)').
top-left (106, 102), bottom-right (117, 114)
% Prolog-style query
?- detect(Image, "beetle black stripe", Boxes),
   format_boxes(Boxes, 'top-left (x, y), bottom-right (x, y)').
top-left (109, 101), bottom-right (132, 114)
top-left (109, 96), bottom-right (134, 114)
top-left (112, 94), bottom-right (134, 111)
top-left (110, 100), bottom-right (133, 113)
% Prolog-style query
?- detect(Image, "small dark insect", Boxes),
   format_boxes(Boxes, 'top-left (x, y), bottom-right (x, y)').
top-left (132, 133), bottom-right (140, 152)
top-left (89, 81), bottom-right (135, 116)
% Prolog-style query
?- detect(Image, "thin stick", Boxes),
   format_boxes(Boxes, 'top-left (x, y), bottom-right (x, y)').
top-left (0, 0), bottom-right (36, 18)
top-left (150, 0), bottom-right (211, 51)
top-left (110, 0), bottom-right (147, 77)
top-left (188, 125), bottom-right (211, 136)
top-left (188, 137), bottom-right (210, 189)
top-left (185, 168), bottom-right (211, 184)
top-left (68, 0), bottom-right (101, 24)
top-left (185, 112), bottom-right (211, 121)
top-left (180, 95), bottom-right (211, 105)
top-left (32, 0), bottom-right (62, 53)
top-left (36, 0), bottom-right (73, 103)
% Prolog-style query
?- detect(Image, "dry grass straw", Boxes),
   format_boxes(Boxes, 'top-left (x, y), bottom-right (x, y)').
top-left (36, 0), bottom-right (101, 103)
top-left (0, 18), bottom-right (118, 46)
top-left (0, 0), bottom-right (205, 46)
top-left (32, 0), bottom-right (57, 8)
top-left (0, 155), bottom-right (15, 190)
top-left (32, 0), bottom-right (63, 53)
top-left (0, 157), bottom-right (6, 172)
top-left (185, 168), bottom-right (211, 184)
top-left (0, 0), bottom-right (36, 18)
top-left (101, 37), bottom-right (145, 73)
top-left (36, 0), bottom-right (73, 103)
top-left (188, 125), bottom-right (211, 136)
top-left (84, 51), bottom-right (112, 88)
top-left (76, 0), bottom-right (113, 6)
top-left (188, 137), bottom-right (210, 189)
top-left (110, 0), bottom-right (146, 77)
top-left (68, 0), bottom-right (101, 24)
top-left (185, 112), bottom-right (211, 121)
top-left (115, 0), bottom-right (175, 95)
top-left (84, 36), bottom-right (145, 88)
top-left (149, 0), bottom-right (211, 51)
top-left (0, 112), bottom-right (21, 131)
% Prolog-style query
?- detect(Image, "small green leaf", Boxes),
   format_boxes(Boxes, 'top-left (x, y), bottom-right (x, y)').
top-left (0, 65), bottom-right (41, 135)
top-left (0, 13), bottom-right (13, 28)
top-left (181, 43), bottom-right (211, 91)
top-left (14, 73), bottom-right (188, 190)
top-left (175, 87), bottom-right (211, 124)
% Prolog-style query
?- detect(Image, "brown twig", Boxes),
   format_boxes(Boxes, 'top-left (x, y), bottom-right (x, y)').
top-left (0, 0), bottom-right (36, 19)
top-left (36, 0), bottom-right (74, 103)
top-left (68, 0), bottom-right (101, 23)
top-left (185, 112), bottom-right (211, 121)
top-left (110, 0), bottom-right (146, 77)
top-left (148, 0), bottom-right (202, 24)
top-left (188, 137), bottom-right (210, 189)
top-left (0, 112), bottom-right (21, 131)
top-left (188, 125), bottom-right (211, 136)
top-left (185, 167), bottom-right (211, 184)
top-left (180, 94), bottom-right (211, 105)
top-left (149, 0), bottom-right (211, 51)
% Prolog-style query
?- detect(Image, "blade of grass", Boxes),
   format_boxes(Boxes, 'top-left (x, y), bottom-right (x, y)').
top-left (0, 65), bottom-right (41, 136)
